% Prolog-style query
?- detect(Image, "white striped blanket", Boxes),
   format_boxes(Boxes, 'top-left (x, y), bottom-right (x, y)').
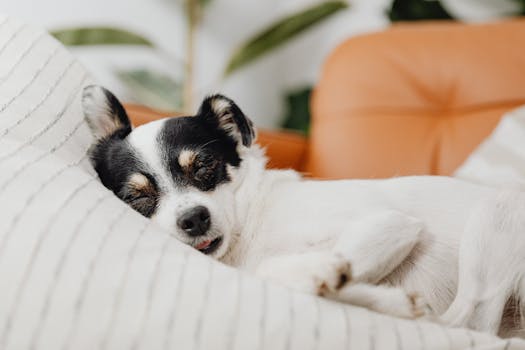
top-left (0, 14), bottom-right (522, 350)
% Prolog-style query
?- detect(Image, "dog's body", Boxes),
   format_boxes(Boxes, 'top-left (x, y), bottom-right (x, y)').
top-left (83, 85), bottom-right (525, 337)
top-left (223, 164), bottom-right (486, 311)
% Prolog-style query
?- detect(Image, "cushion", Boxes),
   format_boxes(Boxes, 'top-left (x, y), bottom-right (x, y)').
top-left (455, 105), bottom-right (525, 186)
top-left (309, 19), bottom-right (525, 179)
top-left (0, 14), bottom-right (520, 349)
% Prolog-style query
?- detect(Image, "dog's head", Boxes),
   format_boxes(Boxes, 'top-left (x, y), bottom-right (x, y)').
top-left (82, 85), bottom-right (257, 259)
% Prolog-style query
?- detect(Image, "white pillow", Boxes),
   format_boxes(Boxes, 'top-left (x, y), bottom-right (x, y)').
top-left (0, 14), bottom-right (519, 350)
top-left (455, 105), bottom-right (525, 187)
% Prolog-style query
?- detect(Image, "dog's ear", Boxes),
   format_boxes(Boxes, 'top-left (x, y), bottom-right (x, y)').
top-left (82, 85), bottom-right (132, 140)
top-left (198, 94), bottom-right (256, 147)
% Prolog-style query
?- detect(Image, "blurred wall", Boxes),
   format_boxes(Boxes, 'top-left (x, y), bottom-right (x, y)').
top-left (0, 0), bottom-right (518, 128)
top-left (1, 0), bottom-right (393, 128)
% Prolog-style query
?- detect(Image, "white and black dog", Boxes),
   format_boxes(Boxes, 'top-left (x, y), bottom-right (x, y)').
top-left (83, 85), bottom-right (525, 337)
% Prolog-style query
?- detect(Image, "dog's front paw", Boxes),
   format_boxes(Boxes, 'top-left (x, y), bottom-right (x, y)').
top-left (408, 292), bottom-right (434, 319)
top-left (256, 252), bottom-right (352, 295)
top-left (315, 253), bottom-right (352, 296)
top-left (388, 291), bottom-right (434, 320)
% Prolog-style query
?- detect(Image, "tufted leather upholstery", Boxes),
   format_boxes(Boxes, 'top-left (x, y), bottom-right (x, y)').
top-left (306, 19), bottom-right (525, 178)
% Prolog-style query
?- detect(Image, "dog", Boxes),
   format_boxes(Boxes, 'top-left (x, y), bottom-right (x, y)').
top-left (82, 85), bottom-right (525, 337)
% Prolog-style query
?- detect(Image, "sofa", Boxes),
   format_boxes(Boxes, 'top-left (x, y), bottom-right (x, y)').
top-left (1, 14), bottom-right (524, 350)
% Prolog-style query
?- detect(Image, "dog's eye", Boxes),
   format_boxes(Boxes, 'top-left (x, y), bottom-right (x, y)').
top-left (193, 162), bottom-right (217, 182)
top-left (129, 194), bottom-right (157, 217)
top-left (192, 155), bottom-right (217, 179)
top-left (123, 173), bottom-right (158, 217)
top-left (191, 159), bottom-right (221, 191)
top-left (194, 166), bottom-right (209, 179)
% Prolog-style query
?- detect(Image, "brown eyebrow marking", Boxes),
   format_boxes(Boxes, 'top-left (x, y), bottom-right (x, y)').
top-left (178, 149), bottom-right (197, 169)
top-left (127, 173), bottom-right (156, 196)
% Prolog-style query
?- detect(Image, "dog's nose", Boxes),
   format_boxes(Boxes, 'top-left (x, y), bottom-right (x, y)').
top-left (177, 206), bottom-right (211, 237)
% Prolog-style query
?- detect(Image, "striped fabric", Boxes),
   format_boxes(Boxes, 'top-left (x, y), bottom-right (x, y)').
top-left (0, 15), bottom-right (522, 350)
top-left (455, 106), bottom-right (525, 187)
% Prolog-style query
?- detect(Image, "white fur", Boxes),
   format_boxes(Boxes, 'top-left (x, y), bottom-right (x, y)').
top-left (440, 191), bottom-right (525, 336)
top-left (211, 98), bottom-right (231, 116)
top-left (82, 85), bottom-right (122, 140)
top-left (206, 147), bottom-right (525, 336)
top-left (326, 283), bottom-right (429, 319)
top-left (255, 251), bottom-right (350, 295)
top-left (126, 119), bottom-right (171, 190)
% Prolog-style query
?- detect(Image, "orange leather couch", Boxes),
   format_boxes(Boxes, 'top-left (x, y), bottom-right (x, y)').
top-left (127, 19), bottom-right (525, 179)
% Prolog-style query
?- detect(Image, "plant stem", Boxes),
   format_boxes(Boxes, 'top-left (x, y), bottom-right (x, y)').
top-left (183, 0), bottom-right (200, 113)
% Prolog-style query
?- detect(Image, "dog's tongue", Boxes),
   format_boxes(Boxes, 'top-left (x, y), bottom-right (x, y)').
top-left (195, 240), bottom-right (211, 250)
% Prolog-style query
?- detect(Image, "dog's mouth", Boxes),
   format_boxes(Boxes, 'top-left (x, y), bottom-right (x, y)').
top-left (194, 236), bottom-right (223, 255)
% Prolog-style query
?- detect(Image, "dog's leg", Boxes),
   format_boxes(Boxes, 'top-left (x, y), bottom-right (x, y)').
top-left (256, 210), bottom-right (428, 318)
top-left (334, 210), bottom-right (423, 284)
top-left (256, 250), bottom-right (431, 319)
top-left (441, 192), bottom-right (525, 334)
top-left (255, 209), bottom-right (422, 295)
top-left (255, 251), bottom-right (351, 295)
top-left (322, 211), bottom-right (431, 319)
top-left (322, 283), bottom-right (430, 319)
top-left (441, 276), bottom-right (509, 333)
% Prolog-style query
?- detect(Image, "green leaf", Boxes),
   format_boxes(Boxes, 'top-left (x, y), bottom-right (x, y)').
top-left (117, 69), bottom-right (182, 112)
top-left (281, 86), bottom-right (312, 134)
top-left (224, 1), bottom-right (348, 76)
top-left (51, 27), bottom-right (154, 47)
top-left (388, 0), bottom-right (454, 22)
top-left (513, 0), bottom-right (525, 14)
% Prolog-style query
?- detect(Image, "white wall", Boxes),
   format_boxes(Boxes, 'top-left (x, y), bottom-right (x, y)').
top-left (0, 0), bottom-right (518, 128)
top-left (1, 0), bottom-right (394, 128)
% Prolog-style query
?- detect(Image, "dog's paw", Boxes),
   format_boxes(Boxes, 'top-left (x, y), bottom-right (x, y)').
top-left (315, 253), bottom-right (352, 296)
top-left (408, 292), bottom-right (434, 319)
top-left (390, 291), bottom-right (434, 320)
top-left (256, 252), bottom-right (352, 295)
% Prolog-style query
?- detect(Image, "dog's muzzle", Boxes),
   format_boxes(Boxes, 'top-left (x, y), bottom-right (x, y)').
top-left (177, 206), bottom-right (224, 255)
top-left (177, 206), bottom-right (211, 237)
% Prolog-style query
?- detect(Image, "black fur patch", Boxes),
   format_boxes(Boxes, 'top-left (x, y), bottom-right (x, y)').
top-left (103, 88), bottom-right (132, 135)
top-left (159, 116), bottom-right (241, 192)
top-left (89, 138), bottom-right (160, 217)
top-left (198, 94), bottom-right (255, 147)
